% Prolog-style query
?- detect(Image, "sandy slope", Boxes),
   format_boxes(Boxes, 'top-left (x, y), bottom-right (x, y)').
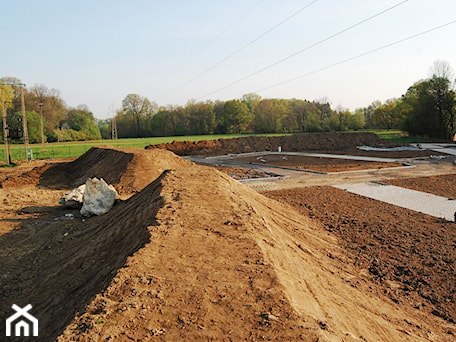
top-left (0, 146), bottom-right (454, 341)
top-left (57, 163), bottom-right (452, 341)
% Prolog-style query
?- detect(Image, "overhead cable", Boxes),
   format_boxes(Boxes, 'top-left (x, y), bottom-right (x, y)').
top-left (163, 0), bottom-right (319, 98)
top-left (256, 19), bottom-right (456, 92)
top-left (198, 0), bottom-right (409, 100)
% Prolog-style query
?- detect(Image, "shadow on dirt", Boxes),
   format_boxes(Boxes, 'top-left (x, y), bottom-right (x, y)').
top-left (39, 147), bottom-right (134, 190)
top-left (0, 172), bottom-right (166, 341)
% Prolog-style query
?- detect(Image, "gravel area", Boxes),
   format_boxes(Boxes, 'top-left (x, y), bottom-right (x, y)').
top-left (333, 182), bottom-right (456, 221)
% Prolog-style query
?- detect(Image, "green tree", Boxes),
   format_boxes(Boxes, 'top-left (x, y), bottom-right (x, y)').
top-left (186, 100), bottom-right (215, 135)
top-left (403, 77), bottom-right (456, 140)
top-left (241, 93), bottom-right (262, 122)
top-left (26, 111), bottom-right (42, 143)
top-left (361, 100), bottom-right (381, 129)
top-left (253, 99), bottom-right (288, 133)
top-left (214, 100), bottom-right (227, 133)
top-left (151, 109), bottom-right (178, 137)
top-left (0, 84), bottom-right (14, 114)
top-left (121, 94), bottom-right (157, 137)
top-left (334, 107), bottom-right (352, 131)
top-left (0, 85), bottom-right (14, 144)
top-left (371, 99), bottom-right (396, 130)
top-left (59, 107), bottom-right (101, 140)
top-left (23, 84), bottom-right (66, 141)
top-left (287, 99), bottom-right (320, 132)
top-left (222, 100), bottom-right (252, 133)
top-left (349, 109), bottom-right (366, 130)
top-left (97, 119), bottom-right (112, 139)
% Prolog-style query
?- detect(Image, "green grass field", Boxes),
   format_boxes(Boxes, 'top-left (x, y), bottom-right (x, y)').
top-left (0, 133), bottom-right (288, 162)
top-left (0, 130), bottom-right (431, 164)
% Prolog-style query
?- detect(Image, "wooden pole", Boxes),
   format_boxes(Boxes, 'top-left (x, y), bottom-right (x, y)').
top-left (39, 102), bottom-right (45, 148)
top-left (20, 85), bottom-right (29, 160)
top-left (1, 88), bottom-right (11, 164)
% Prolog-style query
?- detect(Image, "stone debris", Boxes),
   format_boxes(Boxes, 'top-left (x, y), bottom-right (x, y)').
top-left (59, 184), bottom-right (86, 208)
top-left (80, 178), bottom-right (118, 217)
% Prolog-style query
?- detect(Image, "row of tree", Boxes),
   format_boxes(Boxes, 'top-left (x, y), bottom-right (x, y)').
top-left (0, 77), bottom-right (100, 143)
top-left (102, 61), bottom-right (456, 141)
top-left (2, 61), bottom-right (456, 143)
top-left (97, 94), bottom-right (365, 139)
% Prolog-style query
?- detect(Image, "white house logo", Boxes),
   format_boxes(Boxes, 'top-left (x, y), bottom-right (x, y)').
top-left (5, 304), bottom-right (39, 337)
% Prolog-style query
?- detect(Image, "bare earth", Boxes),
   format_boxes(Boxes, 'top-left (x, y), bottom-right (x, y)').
top-left (232, 153), bottom-right (404, 172)
top-left (0, 135), bottom-right (455, 341)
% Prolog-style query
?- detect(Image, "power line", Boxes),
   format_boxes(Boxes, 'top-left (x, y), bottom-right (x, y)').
top-left (256, 19), bottom-right (456, 93)
top-left (161, 0), bottom-right (319, 100)
top-left (169, 0), bottom-right (265, 76)
top-left (198, 0), bottom-right (409, 100)
top-left (194, 0), bottom-right (266, 55)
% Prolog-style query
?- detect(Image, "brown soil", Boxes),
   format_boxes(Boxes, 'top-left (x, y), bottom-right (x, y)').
top-left (57, 165), bottom-right (453, 341)
top-left (263, 184), bottom-right (456, 326)
top-left (0, 138), bottom-right (455, 341)
top-left (1, 147), bottom-right (191, 194)
top-left (233, 153), bottom-right (404, 172)
top-left (211, 166), bottom-right (278, 180)
top-left (146, 132), bottom-right (401, 156)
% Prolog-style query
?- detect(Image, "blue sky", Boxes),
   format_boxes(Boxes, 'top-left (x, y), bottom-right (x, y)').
top-left (2, 0), bottom-right (456, 119)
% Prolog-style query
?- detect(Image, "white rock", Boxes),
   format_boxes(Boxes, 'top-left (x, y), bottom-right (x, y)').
top-left (59, 184), bottom-right (86, 208)
top-left (80, 178), bottom-right (118, 217)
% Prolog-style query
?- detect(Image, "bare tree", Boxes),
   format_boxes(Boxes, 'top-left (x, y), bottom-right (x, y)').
top-left (430, 60), bottom-right (455, 83)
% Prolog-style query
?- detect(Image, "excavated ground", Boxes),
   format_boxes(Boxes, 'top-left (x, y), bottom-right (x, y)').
top-left (263, 184), bottom-right (456, 326)
top-left (231, 153), bottom-right (403, 172)
top-left (0, 135), bottom-right (454, 341)
top-left (146, 132), bottom-right (401, 156)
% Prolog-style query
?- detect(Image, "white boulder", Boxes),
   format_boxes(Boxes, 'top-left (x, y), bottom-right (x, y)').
top-left (59, 184), bottom-right (86, 208)
top-left (80, 177), bottom-right (118, 217)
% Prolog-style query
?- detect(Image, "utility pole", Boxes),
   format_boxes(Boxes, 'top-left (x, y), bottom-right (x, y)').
top-left (38, 102), bottom-right (45, 148)
top-left (1, 87), bottom-right (11, 164)
top-left (111, 116), bottom-right (118, 140)
top-left (20, 84), bottom-right (29, 160)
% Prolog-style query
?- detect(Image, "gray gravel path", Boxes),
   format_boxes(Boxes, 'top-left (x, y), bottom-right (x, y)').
top-left (333, 182), bottom-right (456, 221)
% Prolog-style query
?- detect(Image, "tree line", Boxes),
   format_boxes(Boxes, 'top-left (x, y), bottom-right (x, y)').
top-left (101, 61), bottom-right (456, 141)
top-left (2, 61), bottom-right (455, 143)
top-left (0, 77), bottom-right (100, 144)
top-left (97, 93), bottom-right (365, 139)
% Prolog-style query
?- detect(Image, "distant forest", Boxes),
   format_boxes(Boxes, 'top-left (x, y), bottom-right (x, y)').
top-left (1, 61), bottom-right (455, 143)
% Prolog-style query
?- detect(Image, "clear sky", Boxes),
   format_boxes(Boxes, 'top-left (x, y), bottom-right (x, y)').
top-left (2, 0), bottom-right (456, 119)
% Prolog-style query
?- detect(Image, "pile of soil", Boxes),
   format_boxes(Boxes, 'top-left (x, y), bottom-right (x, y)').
top-left (0, 173), bottom-right (166, 341)
top-left (146, 132), bottom-right (399, 156)
top-left (8, 147), bottom-right (191, 194)
top-left (0, 148), bottom-right (454, 341)
top-left (57, 165), bottom-right (450, 341)
top-left (263, 185), bottom-right (456, 325)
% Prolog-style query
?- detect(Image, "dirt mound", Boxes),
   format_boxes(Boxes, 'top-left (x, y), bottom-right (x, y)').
top-left (52, 165), bottom-right (451, 340)
top-left (37, 147), bottom-right (190, 194)
top-left (0, 172), bottom-right (166, 341)
top-left (0, 152), bottom-right (453, 341)
top-left (146, 132), bottom-right (398, 156)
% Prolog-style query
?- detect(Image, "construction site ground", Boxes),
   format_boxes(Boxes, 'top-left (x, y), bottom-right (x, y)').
top-left (0, 132), bottom-right (455, 341)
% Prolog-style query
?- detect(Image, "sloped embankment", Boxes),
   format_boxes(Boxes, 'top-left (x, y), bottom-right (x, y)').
top-left (37, 146), bottom-right (190, 194)
top-left (146, 132), bottom-right (399, 156)
top-left (57, 162), bottom-right (450, 341)
top-left (0, 171), bottom-right (166, 341)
